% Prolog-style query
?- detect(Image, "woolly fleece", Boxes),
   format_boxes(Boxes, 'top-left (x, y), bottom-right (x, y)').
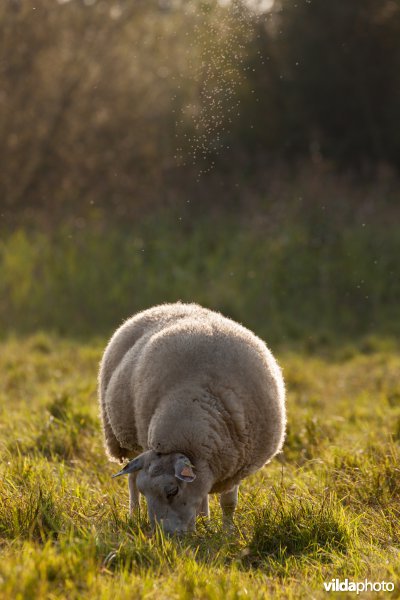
top-left (99, 303), bottom-right (286, 493)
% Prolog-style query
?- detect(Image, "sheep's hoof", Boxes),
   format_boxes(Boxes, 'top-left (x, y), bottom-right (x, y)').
top-left (222, 518), bottom-right (237, 533)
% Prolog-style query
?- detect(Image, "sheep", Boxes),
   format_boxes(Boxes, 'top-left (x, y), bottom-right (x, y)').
top-left (98, 302), bottom-right (286, 534)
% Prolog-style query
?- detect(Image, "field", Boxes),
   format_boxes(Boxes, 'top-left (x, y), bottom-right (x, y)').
top-left (3, 1), bottom-right (400, 597)
top-left (1, 334), bottom-right (399, 599)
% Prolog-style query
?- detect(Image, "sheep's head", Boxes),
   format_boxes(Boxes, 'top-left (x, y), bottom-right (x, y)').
top-left (112, 450), bottom-right (209, 535)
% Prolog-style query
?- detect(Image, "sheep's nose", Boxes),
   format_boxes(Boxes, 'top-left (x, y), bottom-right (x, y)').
top-left (159, 519), bottom-right (186, 536)
top-left (166, 529), bottom-right (184, 537)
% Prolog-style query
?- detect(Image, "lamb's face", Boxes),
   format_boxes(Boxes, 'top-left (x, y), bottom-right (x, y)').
top-left (113, 450), bottom-right (207, 535)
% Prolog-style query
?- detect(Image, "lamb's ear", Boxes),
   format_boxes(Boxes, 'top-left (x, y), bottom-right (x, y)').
top-left (112, 453), bottom-right (146, 478)
top-left (174, 455), bottom-right (196, 482)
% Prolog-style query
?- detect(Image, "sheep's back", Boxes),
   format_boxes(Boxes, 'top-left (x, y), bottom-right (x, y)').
top-left (131, 311), bottom-right (285, 481)
top-left (100, 303), bottom-right (285, 480)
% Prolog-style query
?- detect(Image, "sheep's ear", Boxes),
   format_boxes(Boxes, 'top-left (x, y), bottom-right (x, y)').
top-left (112, 453), bottom-right (146, 478)
top-left (174, 455), bottom-right (196, 482)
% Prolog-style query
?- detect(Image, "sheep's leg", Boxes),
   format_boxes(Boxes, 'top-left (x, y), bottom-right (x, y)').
top-left (128, 472), bottom-right (140, 515)
top-left (198, 495), bottom-right (209, 518)
top-left (220, 485), bottom-right (239, 525)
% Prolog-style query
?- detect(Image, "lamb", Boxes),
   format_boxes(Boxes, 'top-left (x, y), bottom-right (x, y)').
top-left (98, 302), bottom-right (286, 534)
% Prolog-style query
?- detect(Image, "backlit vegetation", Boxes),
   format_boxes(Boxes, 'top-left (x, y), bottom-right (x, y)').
top-left (0, 337), bottom-right (399, 597)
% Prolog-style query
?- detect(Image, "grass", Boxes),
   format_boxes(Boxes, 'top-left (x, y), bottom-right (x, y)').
top-left (1, 210), bottom-right (400, 345)
top-left (0, 334), bottom-right (399, 598)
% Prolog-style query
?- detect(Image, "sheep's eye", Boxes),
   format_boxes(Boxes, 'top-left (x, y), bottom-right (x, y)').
top-left (165, 486), bottom-right (179, 499)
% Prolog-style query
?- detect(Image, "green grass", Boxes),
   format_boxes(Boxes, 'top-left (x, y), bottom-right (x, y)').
top-left (0, 335), bottom-right (399, 598)
top-left (1, 214), bottom-right (400, 344)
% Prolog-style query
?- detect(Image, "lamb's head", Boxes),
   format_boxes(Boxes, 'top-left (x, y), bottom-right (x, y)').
top-left (112, 450), bottom-right (208, 535)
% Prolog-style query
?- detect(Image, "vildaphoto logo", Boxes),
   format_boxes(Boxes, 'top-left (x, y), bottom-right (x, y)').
top-left (323, 579), bottom-right (394, 594)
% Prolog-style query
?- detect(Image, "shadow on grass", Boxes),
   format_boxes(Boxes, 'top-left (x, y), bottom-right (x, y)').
top-left (98, 492), bottom-right (355, 576)
top-left (245, 493), bottom-right (351, 568)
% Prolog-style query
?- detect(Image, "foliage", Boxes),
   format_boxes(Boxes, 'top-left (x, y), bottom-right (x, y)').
top-left (239, 0), bottom-right (400, 167)
top-left (0, 0), bottom-right (249, 219)
top-left (0, 336), bottom-right (399, 598)
top-left (1, 0), bottom-right (400, 223)
top-left (1, 181), bottom-right (400, 343)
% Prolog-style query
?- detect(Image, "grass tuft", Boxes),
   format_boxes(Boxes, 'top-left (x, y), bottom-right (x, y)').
top-left (248, 491), bottom-right (352, 565)
top-left (0, 479), bottom-right (63, 541)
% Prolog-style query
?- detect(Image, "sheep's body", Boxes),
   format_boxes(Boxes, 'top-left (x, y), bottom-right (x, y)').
top-left (99, 303), bottom-right (286, 496)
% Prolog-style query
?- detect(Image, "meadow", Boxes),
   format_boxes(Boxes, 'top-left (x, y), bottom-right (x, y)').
top-left (2, 1), bottom-right (400, 597)
top-left (2, 188), bottom-right (400, 345)
top-left (1, 185), bottom-right (399, 598)
top-left (0, 333), bottom-right (399, 599)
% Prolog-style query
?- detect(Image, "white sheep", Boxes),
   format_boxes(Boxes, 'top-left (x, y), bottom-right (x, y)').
top-left (99, 302), bottom-right (286, 534)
